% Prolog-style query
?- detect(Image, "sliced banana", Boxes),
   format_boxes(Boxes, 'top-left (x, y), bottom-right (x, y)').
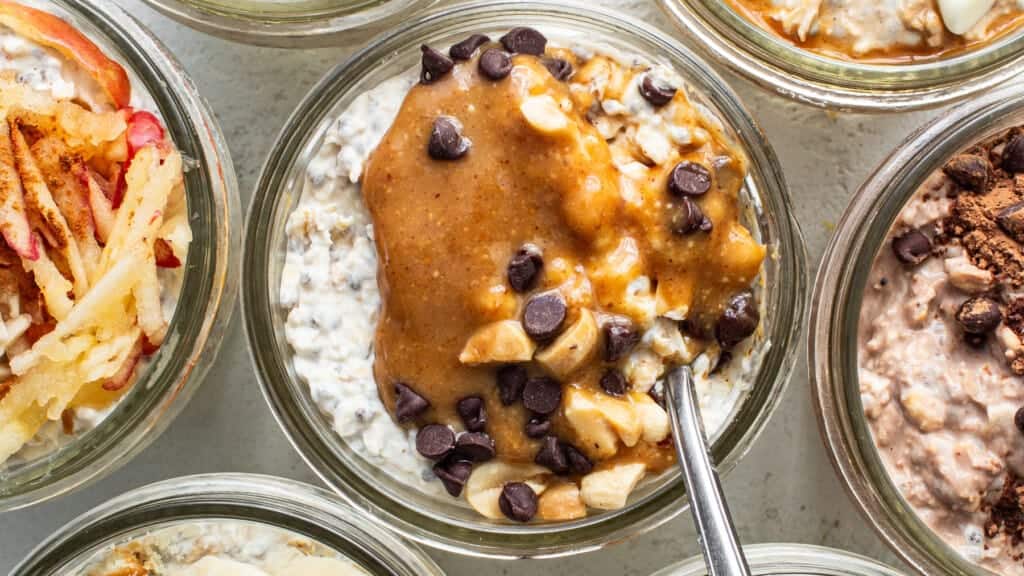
top-left (458, 320), bottom-right (536, 365)
top-left (564, 387), bottom-right (620, 458)
top-left (633, 392), bottom-right (670, 443)
top-left (535, 308), bottom-right (598, 378)
top-left (938, 0), bottom-right (996, 35)
top-left (464, 461), bottom-right (549, 519)
top-left (580, 462), bottom-right (647, 510)
top-left (538, 482), bottom-right (588, 521)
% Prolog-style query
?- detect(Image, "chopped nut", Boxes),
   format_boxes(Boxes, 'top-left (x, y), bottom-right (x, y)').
top-left (458, 320), bottom-right (537, 365)
top-left (580, 462), bottom-right (646, 510)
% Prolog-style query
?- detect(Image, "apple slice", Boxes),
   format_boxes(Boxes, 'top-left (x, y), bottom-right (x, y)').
top-left (126, 111), bottom-right (164, 157)
top-left (0, 128), bottom-right (35, 260)
top-left (0, 1), bottom-right (130, 109)
top-left (10, 122), bottom-right (89, 298)
top-left (133, 256), bottom-right (166, 347)
top-left (101, 334), bottom-right (142, 392)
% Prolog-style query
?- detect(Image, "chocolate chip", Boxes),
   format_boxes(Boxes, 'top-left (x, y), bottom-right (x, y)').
top-left (563, 444), bottom-right (593, 475)
top-left (943, 154), bottom-right (991, 193)
top-left (523, 376), bottom-right (562, 415)
top-left (670, 198), bottom-right (712, 235)
top-left (998, 202), bottom-right (1024, 243)
top-left (416, 424), bottom-right (455, 460)
top-left (479, 48), bottom-right (512, 80)
top-left (639, 74), bottom-right (676, 107)
top-left (433, 458), bottom-right (473, 497)
top-left (716, 291), bottom-right (760, 349)
top-left (524, 415), bottom-right (551, 438)
top-left (891, 229), bottom-right (932, 266)
top-left (496, 365), bottom-right (527, 405)
top-left (395, 382), bottom-right (430, 423)
top-left (457, 396), bottom-right (487, 432)
top-left (1015, 407), bottom-right (1024, 434)
top-left (449, 33), bottom-right (490, 60)
top-left (534, 435), bottom-right (568, 474)
top-left (420, 45), bottom-right (454, 84)
top-left (523, 291), bottom-right (567, 342)
top-left (507, 243), bottom-right (543, 293)
top-left (604, 319), bottom-right (640, 362)
top-left (1004, 134), bottom-right (1024, 173)
top-left (542, 57), bottom-right (573, 81)
top-left (428, 116), bottom-right (471, 161)
top-left (499, 27), bottom-right (547, 55)
top-left (956, 297), bottom-right (1002, 335)
top-left (454, 431), bottom-right (496, 462)
top-left (669, 161), bottom-right (712, 197)
top-left (600, 369), bottom-right (628, 397)
top-left (499, 482), bottom-right (538, 522)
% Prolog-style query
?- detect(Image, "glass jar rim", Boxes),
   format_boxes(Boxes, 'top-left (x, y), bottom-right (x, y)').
top-left (138, 0), bottom-right (436, 48)
top-left (652, 543), bottom-right (908, 575)
top-left (244, 0), bottom-right (807, 559)
top-left (809, 83), bottom-right (1024, 576)
top-left (11, 473), bottom-right (443, 576)
top-left (658, 0), bottom-right (1024, 112)
top-left (0, 0), bottom-right (240, 513)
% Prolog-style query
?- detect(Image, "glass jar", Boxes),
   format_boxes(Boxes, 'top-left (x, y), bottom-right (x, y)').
top-left (810, 84), bottom-right (1024, 575)
top-left (652, 544), bottom-right (907, 576)
top-left (0, 0), bottom-right (240, 512)
top-left (11, 474), bottom-right (443, 575)
top-left (243, 0), bottom-right (807, 558)
top-left (658, 0), bottom-right (1024, 112)
top-left (138, 0), bottom-right (436, 47)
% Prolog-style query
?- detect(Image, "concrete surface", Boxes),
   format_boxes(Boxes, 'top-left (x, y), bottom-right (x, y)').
top-left (0, 0), bottom-right (942, 573)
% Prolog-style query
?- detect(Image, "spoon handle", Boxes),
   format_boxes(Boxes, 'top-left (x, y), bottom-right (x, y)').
top-left (666, 366), bottom-right (752, 576)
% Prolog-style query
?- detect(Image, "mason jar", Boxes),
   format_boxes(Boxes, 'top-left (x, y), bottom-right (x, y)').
top-left (659, 0), bottom-right (1024, 112)
top-left (810, 83), bottom-right (1024, 575)
top-left (243, 0), bottom-right (807, 558)
top-left (652, 544), bottom-right (907, 576)
top-left (137, 0), bottom-right (436, 47)
top-left (11, 474), bottom-right (443, 575)
top-left (0, 0), bottom-right (240, 513)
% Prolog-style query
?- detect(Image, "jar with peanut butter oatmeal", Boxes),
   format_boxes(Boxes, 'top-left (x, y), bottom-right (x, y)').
top-left (244, 0), bottom-right (806, 558)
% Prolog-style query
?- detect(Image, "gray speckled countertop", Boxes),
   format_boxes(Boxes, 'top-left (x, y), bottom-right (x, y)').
top-left (0, 1), bottom-right (941, 573)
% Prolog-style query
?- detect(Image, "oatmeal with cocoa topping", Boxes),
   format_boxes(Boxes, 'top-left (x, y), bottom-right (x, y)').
top-left (860, 127), bottom-right (1024, 573)
top-left (79, 521), bottom-right (368, 576)
top-left (725, 0), bottom-right (1024, 61)
top-left (282, 27), bottom-right (766, 523)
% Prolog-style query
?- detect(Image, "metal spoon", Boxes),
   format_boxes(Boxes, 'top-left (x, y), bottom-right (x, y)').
top-left (665, 366), bottom-right (751, 576)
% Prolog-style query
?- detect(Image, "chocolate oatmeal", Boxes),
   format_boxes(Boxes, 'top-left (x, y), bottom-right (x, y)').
top-left (860, 127), bottom-right (1024, 573)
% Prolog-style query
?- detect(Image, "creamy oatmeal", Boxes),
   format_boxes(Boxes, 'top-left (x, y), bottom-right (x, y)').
top-left (726, 0), bottom-right (1024, 60)
top-left (0, 3), bottom-right (191, 466)
top-left (80, 522), bottom-right (367, 576)
top-left (861, 127), bottom-right (1024, 574)
top-left (282, 28), bottom-right (766, 522)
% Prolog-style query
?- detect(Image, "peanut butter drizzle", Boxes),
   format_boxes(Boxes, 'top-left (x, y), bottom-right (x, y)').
top-left (726, 0), bottom-right (1024, 62)
top-left (362, 49), bottom-right (763, 466)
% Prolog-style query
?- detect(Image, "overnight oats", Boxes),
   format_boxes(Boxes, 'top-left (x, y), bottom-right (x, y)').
top-left (280, 27), bottom-right (767, 523)
top-left (725, 0), bottom-right (1024, 61)
top-left (0, 3), bottom-right (190, 466)
top-left (79, 522), bottom-right (369, 576)
top-left (859, 127), bottom-right (1024, 573)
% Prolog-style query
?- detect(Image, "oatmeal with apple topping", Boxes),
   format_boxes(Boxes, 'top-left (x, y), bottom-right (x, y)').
top-left (282, 27), bottom-right (765, 522)
top-left (81, 521), bottom-right (368, 576)
top-left (861, 127), bottom-right (1024, 574)
top-left (726, 0), bottom-right (1024, 61)
top-left (0, 2), bottom-right (190, 465)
